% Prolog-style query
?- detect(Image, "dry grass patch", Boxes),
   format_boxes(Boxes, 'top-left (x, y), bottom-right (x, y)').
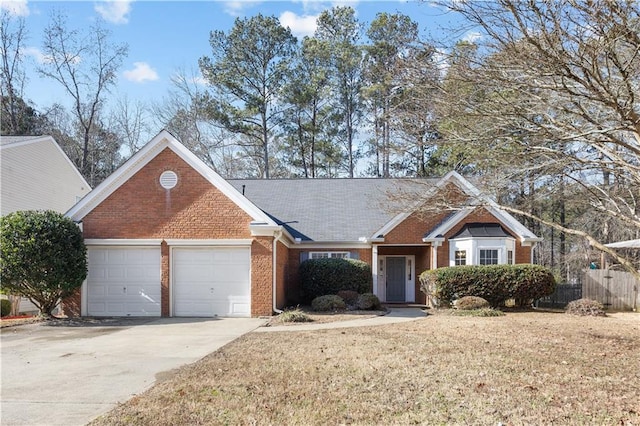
top-left (91, 311), bottom-right (640, 426)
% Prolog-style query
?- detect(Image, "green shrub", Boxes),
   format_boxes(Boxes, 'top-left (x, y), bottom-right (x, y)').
top-left (0, 210), bottom-right (87, 317)
top-left (337, 290), bottom-right (359, 306)
top-left (356, 293), bottom-right (381, 310)
top-left (279, 308), bottom-right (313, 323)
top-left (455, 296), bottom-right (490, 310)
top-left (311, 295), bottom-right (347, 312)
top-left (451, 308), bottom-right (505, 317)
top-left (300, 258), bottom-right (372, 302)
top-left (420, 264), bottom-right (556, 307)
top-left (0, 299), bottom-right (11, 317)
top-left (565, 299), bottom-right (606, 317)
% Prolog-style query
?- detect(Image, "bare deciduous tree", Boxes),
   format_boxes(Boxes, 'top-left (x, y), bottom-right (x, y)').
top-left (110, 95), bottom-right (149, 157)
top-left (38, 12), bottom-right (127, 185)
top-left (0, 10), bottom-right (31, 135)
top-left (431, 0), bottom-right (640, 278)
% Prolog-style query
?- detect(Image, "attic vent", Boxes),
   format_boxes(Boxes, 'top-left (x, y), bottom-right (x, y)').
top-left (159, 171), bottom-right (178, 189)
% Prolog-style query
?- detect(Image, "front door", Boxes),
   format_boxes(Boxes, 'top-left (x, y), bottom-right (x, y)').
top-left (386, 257), bottom-right (406, 302)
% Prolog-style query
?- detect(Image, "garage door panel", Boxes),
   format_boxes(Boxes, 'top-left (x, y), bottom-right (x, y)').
top-left (87, 247), bottom-right (161, 317)
top-left (173, 247), bottom-right (250, 317)
top-left (106, 303), bottom-right (124, 314)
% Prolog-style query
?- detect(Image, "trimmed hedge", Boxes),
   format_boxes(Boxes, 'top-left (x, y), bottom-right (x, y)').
top-left (356, 293), bottom-right (381, 310)
top-left (300, 258), bottom-right (372, 302)
top-left (420, 264), bottom-right (556, 307)
top-left (337, 290), bottom-right (359, 306)
top-left (1, 299), bottom-right (11, 317)
top-left (311, 295), bottom-right (347, 311)
top-left (455, 296), bottom-right (490, 310)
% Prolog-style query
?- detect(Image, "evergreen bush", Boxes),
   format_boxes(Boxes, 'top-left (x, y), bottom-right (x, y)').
top-left (420, 264), bottom-right (556, 307)
top-left (300, 258), bottom-right (372, 302)
top-left (1, 299), bottom-right (11, 317)
top-left (311, 295), bottom-right (347, 312)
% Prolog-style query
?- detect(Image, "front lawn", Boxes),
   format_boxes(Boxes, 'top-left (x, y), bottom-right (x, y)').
top-left (91, 311), bottom-right (640, 425)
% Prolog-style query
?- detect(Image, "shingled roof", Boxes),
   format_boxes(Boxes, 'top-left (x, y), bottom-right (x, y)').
top-left (228, 178), bottom-right (438, 242)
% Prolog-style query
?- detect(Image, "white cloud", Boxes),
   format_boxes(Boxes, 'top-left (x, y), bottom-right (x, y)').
top-left (0, 0), bottom-right (30, 17)
top-left (191, 75), bottom-right (208, 86)
top-left (279, 11), bottom-right (318, 38)
top-left (123, 62), bottom-right (159, 83)
top-left (222, 1), bottom-right (262, 17)
top-left (331, 0), bottom-right (359, 8)
top-left (462, 31), bottom-right (482, 43)
top-left (94, 0), bottom-right (132, 25)
top-left (24, 46), bottom-right (52, 64)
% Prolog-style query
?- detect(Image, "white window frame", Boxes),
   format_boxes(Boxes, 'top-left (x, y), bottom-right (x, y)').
top-left (450, 237), bottom-right (515, 266)
top-left (454, 250), bottom-right (467, 266)
top-left (479, 248), bottom-right (499, 265)
top-left (310, 251), bottom-right (350, 260)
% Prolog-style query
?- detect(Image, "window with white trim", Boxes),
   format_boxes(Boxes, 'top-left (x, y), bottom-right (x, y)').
top-left (454, 250), bottom-right (467, 266)
top-left (479, 249), bottom-right (499, 265)
top-left (507, 250), bottom-right (514, 265)
top-left (310, 251), bottom-right (350, 259)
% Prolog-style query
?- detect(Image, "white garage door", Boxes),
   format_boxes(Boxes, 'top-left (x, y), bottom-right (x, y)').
top-left (172, 247), bottom-right (251, 317)
top-left (87, 247), bottom-right (161, 317)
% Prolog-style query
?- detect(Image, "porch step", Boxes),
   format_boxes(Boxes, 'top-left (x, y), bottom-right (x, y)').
top-left (383, 303), bottom-right (428, 309)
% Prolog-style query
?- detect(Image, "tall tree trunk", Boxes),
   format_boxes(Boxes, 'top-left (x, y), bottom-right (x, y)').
top-left (262, 110), bottom-right (269, 179)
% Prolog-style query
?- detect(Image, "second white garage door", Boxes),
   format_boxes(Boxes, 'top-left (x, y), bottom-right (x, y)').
top-left (172, 247), bottom-right (251, 317)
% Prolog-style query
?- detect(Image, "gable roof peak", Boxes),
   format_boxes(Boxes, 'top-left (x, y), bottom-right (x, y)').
top-left (66, 129), bottom-right (274, 225)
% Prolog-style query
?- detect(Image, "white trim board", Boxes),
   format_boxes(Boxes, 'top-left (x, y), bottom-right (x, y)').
top-left (84, 239), bottom-right (163, 246)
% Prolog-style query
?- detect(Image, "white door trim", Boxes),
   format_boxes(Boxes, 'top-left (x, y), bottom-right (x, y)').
top-left (377, 255), bottom-right (416, 303)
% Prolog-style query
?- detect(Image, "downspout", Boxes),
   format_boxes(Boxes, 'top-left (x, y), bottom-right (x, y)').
top-left (273, 229), bottom-right (284, 314)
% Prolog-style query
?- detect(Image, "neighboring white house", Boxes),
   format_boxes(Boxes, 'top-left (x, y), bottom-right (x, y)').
top-left (0, 135), bottom-right (91, 314)
top-left (0, 135), bottom-right (90, 215)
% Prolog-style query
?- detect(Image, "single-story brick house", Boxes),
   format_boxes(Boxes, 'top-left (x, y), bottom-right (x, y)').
top-left (64, 130), bottom-right (541, 318)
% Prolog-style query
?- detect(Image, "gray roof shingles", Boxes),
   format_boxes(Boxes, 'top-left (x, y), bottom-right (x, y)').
top-left (228, 178), bottom-right (438, 242)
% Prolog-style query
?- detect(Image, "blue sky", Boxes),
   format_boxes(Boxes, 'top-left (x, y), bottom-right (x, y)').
top-left (2, 0), bottom-right (476, 119)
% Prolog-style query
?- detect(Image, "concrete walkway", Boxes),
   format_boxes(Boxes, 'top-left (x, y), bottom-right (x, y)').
top-left (254, 307), bottom-right (427, 332)
top-left (1, 317), bottom-right (265, 426)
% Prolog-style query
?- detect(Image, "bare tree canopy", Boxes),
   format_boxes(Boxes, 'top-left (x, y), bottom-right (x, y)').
top-left (0, 10), bottom-right (34, 135)
top-left (432, 0), bottom-right (640, 277)
top-left (38, 11), bottom-right (128, 186)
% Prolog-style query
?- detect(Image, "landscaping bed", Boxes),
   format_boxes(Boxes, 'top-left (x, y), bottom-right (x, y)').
top-left (264, 306), bottom-right (388, 327)
top-left (91, 311), bottom-right (640, 425)
top-left (0, 315), bottom-right (42, 328)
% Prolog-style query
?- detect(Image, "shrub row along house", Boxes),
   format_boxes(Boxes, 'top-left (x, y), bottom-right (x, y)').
top-left (64, 130), bottom-right (541, 317)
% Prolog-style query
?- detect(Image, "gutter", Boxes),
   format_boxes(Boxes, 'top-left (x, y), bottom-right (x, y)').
top-left (272, 228), bottom-right (284, 314)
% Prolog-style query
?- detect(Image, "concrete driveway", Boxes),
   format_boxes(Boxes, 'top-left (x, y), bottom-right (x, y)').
top-left (1, 317), bottom-right (265, 426)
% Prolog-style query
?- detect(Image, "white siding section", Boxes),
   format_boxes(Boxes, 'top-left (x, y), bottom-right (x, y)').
top-left (0, 137), bottom-right (90, 215)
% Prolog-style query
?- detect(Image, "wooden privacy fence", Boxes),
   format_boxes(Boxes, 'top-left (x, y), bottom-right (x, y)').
top-left (583, 270), bottom-right (640, 311)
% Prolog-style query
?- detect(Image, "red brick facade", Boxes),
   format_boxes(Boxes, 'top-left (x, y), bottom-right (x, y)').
top-left (70, 148), bottom-right (274, 317)
top-left (67, 139), bottom-right (537, 316)
top-left (82, 149), bottom-right (253, 240)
